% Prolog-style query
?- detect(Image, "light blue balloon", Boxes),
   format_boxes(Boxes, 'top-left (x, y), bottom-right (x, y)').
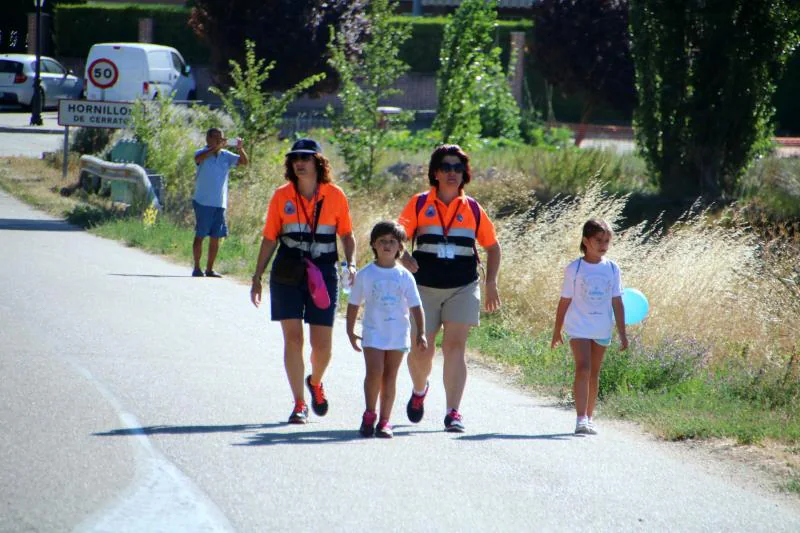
top-left (622, 288), bottom-right (649, 325)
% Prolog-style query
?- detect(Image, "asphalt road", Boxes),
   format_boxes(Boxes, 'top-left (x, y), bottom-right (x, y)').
top-left (0, 109), bottom-right (65, 158)
top-left (2, 190), bottom-right (800, 532)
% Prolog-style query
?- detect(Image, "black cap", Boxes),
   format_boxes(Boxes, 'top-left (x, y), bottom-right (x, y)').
top-left (287, 138), bottom-right (322, 155)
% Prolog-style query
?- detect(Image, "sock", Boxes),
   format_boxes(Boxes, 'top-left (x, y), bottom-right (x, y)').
top-left (577, 416), bottom-right (588, 424)
top-left (413, 387), bottom-right (427, 396)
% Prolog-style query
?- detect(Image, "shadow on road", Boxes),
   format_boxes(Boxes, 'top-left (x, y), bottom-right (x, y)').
top-left (109, 273), bottom-right (195, 279)
top-left (455, 432), bottom-right (577, 441)
top-left (239, 429), bottom-right (366, 446)
top-left (93, 422), bottom-right (286, 437)
top-left (0, 218), bottom-right (80, 231)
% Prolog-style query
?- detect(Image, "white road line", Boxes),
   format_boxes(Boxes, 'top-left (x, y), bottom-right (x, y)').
top-left (67, 358), bottom-right (235, 533)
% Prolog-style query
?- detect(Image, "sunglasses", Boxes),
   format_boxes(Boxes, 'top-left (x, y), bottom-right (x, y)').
top-left (289, 153), bottom-right (314, 162)
top-left (438, 162), bottom-right (465, 173)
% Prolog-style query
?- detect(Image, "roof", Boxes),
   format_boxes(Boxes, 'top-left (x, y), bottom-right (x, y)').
top-left (0, 54), bottom-right (56, 62)
top-left (91, 43), bottom-right (179, 52)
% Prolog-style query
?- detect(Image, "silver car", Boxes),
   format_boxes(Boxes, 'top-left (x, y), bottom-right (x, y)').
top-left (0, 54), bottom-right (83, 110)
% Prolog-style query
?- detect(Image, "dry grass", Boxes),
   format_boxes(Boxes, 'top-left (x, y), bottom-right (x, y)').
top-left (495, 181), bottom-right (800, 364)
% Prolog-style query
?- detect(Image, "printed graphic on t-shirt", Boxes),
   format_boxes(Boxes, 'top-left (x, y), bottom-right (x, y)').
top-left (371, 279), bottom-right (403, 322)
top-left (579, 274), bottom-right (613, 315)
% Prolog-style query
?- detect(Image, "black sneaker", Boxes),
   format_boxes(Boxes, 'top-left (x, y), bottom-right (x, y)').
top-left (204, 270), bottom-right (223, 278)
top-left (306, 375), bottom-right (329, 416)
top-left (359, 410), bottom-right (377, 437)
top-left (444, 409), bottom-right (465, 433)
top-left (192, 268), bottom-right (204, 277)
top-left (406, 381), bottom-right (429, 423)
top-left (288, 401), bottom-right (309, 424)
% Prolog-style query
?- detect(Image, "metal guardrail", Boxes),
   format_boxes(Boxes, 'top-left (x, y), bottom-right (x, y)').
top-left (78, 155), bottom-right (162, 211)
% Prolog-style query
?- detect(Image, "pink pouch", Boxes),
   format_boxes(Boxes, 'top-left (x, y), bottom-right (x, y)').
top-left (303, 258), bottom-right (331, 309)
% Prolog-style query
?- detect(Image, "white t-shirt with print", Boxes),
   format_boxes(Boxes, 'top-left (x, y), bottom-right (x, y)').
top-left (560, 257), bottom-right (623, 339)
top-left (349, 263), bottom-right (422, 350)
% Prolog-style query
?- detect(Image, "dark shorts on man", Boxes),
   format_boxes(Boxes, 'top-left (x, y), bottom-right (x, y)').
top-left (193, 200), bottom-right (228, 238)
top-left (270, 264), bottom-right (338, 326)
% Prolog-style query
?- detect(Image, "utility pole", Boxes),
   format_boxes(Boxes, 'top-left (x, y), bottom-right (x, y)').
top-left (29, 0), bottom-right (45, 126)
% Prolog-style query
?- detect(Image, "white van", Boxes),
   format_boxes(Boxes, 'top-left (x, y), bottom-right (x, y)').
top-left (84, 43), bottom-right (196, 102)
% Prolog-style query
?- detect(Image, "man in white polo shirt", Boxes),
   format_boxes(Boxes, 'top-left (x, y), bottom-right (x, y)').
top-left (192, 127), bottom-right (249, 277)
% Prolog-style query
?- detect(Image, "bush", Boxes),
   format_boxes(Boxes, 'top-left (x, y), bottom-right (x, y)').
top-left (131, 93), bottom-right (225, 217)
top-left (69, 127), bottom-right (114, 155)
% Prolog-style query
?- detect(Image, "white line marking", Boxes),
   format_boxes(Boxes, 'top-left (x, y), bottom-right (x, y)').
top-left (68, 359), bottom-right (235, 533)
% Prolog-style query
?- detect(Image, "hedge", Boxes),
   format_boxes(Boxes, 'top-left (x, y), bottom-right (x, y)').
top-left (51, 6), bottom-right (800, 132)
top-left (53, 4), bottom-right (209, 64)
top-left (396, 16), bottom-right (533, 73)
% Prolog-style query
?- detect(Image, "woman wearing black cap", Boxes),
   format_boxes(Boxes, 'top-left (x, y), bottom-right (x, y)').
top-left (250, 138), bottom-right (357, 424)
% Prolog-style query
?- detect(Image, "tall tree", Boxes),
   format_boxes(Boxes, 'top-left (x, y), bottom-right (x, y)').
top-left (532, 0), bottom-right (635, 145)
top-left (327, 0), bottom-right (411, 185)
top-left (189, 0), bottom-right (368, 93)
top-left (433, 0), bottom-right (520, 147)
top-left (630, 0), bottom-right (800, 197)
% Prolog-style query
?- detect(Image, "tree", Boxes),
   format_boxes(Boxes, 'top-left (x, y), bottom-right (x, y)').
top-left (211, 40), bottom-right (326, 154)
top-left (532, 0), bottom-right (636, 146)
top-left (433, 0), bottom-right (521, 147)
top-left (327, 0), bottom-right (411, 185)
top-left (630, 0), bottom-right (800, 198)
top-left (189, 0), bottom-right (367, 93)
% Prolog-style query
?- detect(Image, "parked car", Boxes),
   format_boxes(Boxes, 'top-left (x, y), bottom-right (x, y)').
top-left (84, 43), bottom-right (196, 102)
top-left (0, 54), bottom-right (83, 110)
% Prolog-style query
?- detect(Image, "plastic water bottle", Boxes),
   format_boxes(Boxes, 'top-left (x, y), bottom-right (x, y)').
top-left (340, 261), bottom-right (352, 294)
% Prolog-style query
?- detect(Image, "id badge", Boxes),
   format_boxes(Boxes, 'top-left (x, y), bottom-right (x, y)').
top-left (445, 243), bottom-right (455, 259)
top-left (437, 243), bottom-right (447, 258)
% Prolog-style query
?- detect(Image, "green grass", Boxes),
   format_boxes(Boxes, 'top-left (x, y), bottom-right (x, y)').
top-left (782, 477), bottom-right (800, 494)
top-left (92, 217), bottom-right (259, 278)
top-left (468, 318), bottom-right (800, 447)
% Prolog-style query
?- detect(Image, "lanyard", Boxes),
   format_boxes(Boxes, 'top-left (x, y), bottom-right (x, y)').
top-left (434, 198), bottom-right (462, 242)
top-left (295, 186), bottom-right (319, 241)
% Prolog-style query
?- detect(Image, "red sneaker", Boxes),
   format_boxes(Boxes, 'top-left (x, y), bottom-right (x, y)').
top-left (444, 409), bottom-right (465, 433)
top-left (306, 375), bottom-right (329, 416)
top-left (376, 419), bottom-right (393, 438)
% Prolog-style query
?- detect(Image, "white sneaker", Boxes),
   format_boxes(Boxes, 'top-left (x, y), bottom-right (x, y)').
top-left (586, 420), bottom-right (598, 435)
top-left (575, 419), bottom-right (590, 435)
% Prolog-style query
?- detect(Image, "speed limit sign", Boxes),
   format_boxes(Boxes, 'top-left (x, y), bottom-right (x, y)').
top-left (88, 58), bottom-right (119, 89)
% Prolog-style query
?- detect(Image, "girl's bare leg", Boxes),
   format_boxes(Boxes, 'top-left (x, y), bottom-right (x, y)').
top-left (363, 348), bottom-right (385, 412)
top-left (587, 341), bottom-right (607, 419)
top-left (379, 350), bottom-right (405, 420)
top-left (570, 339), bottom-right (592, 418)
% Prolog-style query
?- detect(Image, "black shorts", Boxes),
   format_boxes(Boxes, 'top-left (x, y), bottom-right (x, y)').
top-left (269, 264), bottom-right (338, 326)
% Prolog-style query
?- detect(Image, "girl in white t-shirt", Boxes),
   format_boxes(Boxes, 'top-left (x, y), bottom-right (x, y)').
top-left (551, 219), bottom-right (628, 435)
top-left (346, 221), bottom-right (427, 438)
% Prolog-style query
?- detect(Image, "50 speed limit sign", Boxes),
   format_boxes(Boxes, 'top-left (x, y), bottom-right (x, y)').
top-left (88, 58), bottom-right (119, 89)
